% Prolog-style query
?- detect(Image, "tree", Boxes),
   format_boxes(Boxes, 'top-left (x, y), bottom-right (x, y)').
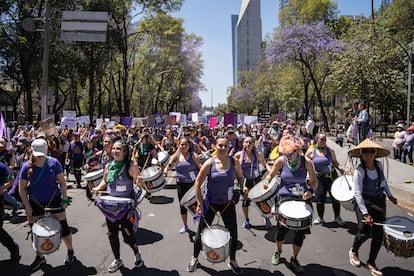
top-left (279, 0), bottom-right (337, 27)
top-left (266, 23), bottom-right (341, 128)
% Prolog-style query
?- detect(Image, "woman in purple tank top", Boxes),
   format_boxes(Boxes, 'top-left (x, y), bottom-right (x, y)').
top-left (187, 136), bottom-right (245, 274)
top-left (164, 137), bottom-right (201, 234)
top-left (264, 134), bottom-right (318, 273)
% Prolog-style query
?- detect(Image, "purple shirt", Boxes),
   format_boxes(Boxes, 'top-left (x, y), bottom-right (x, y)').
top-left (20, 157), bottom-right (63, 202)
top-left (311, 147), bottom-right (332, 174)
top-left (176, 153), bottom-right (198, 183)
top-left (279, 155), bottom-right (307, 198)
top-left (106, 165), bottom-right (134, 198)
top-left (207, 157), bottom-right (235, 204)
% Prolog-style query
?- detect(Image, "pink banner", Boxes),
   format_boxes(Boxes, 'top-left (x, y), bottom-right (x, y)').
top-left (209, 117), bottom-right (217, 128)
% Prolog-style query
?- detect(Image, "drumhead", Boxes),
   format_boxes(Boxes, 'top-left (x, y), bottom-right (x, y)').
top-left (384, 216), bottom-right (414, 240)
top-left (85, 169), bottom-right (104, 181)
top-left (248, 177), bottom-right (279, 202)
top-left (201, 225), bottom-right (230, 248)
top-left (141, 166), bottom-right (162, 180)
top-left (99, 195), bottom-right (134, 203)
top-left (158, 151), bottom-right (169, 162)
top-left (279, 201), bottom-right (312, 219)
top-left (32, 217), bottom-right (61, 236)
top-left (331, 175), bottom-right (354, 202)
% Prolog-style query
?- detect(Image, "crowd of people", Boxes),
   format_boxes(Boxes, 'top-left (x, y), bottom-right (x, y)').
top-left (0, 117), bottom-right (402, 275)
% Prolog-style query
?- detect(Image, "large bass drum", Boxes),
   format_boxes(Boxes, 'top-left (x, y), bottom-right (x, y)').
top-left (331, 175), bottom-right (355, 211)
top-left (383, 216), bottom-right (414, 258)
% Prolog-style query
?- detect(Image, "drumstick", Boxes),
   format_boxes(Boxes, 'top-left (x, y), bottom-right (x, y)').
top-left (202, 217), bottom-right (219, 242)
top-left (140, 154), bottom-right (152, 176)
top-left (343, 175), bottom-right (353, 191)
top-left (362, 220), bottom-right (406, 228)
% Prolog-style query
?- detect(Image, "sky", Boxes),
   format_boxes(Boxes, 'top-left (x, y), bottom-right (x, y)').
top-left (172, 0), bottom-right (383, 108)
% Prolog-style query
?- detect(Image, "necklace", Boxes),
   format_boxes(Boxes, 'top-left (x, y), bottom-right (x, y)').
top-left (287, 155), bottom-right (300, 172)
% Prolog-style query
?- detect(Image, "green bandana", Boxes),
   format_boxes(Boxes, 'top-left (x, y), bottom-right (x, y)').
top-left (287, 154), bottom-right (300, 173)
top-left (106, 160), bottom-right (125, 183)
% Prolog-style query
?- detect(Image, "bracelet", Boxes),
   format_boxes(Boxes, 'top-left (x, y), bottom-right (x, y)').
top-left (306, 188), bottom-right (314, 194)
top-left (60, 198), bottom-right (72, 206)
top-left (263, 177), bottom-right (271, 184)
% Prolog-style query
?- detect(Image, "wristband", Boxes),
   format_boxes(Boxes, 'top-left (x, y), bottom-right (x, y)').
top-left (60, 198), bottom-right (72, 206)
top-left (306, 188), bottom-right (314, 194)
top-left (263, 177), bottom-right (270, 184)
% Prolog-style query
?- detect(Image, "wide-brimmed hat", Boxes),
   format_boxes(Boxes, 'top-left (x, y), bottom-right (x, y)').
top-left (348, 139), bottom-right (390, 158)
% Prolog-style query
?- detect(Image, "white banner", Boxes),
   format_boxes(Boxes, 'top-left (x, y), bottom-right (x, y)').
top-left (63, 110), bottom-right (76, 118)
top-left (191, 112), bottom-right (198, 123)
top-left (243, 115), bottom-right (257, 125)
top-left (76, 116), bottom-right (90, 127)
top-left (61, 117), bottom-right (77, 129)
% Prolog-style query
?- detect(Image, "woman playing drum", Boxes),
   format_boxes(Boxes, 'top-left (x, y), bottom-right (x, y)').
top-left (347, 139), bottom-right (397, 276)
top-left (187, 136), bottom-right (245, 274)
top-left (264, 134), bottom-right (317, 273)
top-left (305, 133), bottom-right (346, 226)
top-left (19, 139), bottom-right (76, 272)
top-left (92, 140), bottom-right (145, 273)
top-left (163, 137), bottom-right (202, 234)
top-left (234, 136), bottom-right (271, 229)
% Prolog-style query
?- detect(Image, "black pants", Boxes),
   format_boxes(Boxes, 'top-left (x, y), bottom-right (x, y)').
top-left (106, 214), bottom-right (138, 259)
top-left (193, 203), bottom-right (238, 260)
top-left (352, 194), bottom-right (386, 264)
top-left (177, 182), bottom-right (194, 215)
top-left (0, 195), bottom-right (17, 254)
top-left (72, 159), bottom-right (83, 185)
top-left (314, 174), bottom-right (340, 218)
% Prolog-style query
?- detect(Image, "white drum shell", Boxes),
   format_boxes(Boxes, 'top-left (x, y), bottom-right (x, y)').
top-left (201, 225), bottom-right (231, 263)
top-left (152, 151), bottom-right (170, 167)
top-left (141, 166), bottom-right (166, 193)
top-left (331, 175), bottom-right (355, 211)
top-left (85, 169), bottom-right (104, 189)
top-left (278, 201), bottom-right (313, 230)
top-left (180, 182), bottom-right (206, 215)
top-left (248, 177), bottom-right (279, 218)
top-left (32, 217), bottom-right (61, 254)
top-left (383, 216), bottom-right (414, 258)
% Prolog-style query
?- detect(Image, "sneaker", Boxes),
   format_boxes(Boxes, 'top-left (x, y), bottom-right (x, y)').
top-left (290, 256), bottom-right (304, 273)
top-left (367, 263), bottom-right (383, 276)
top-left (187, 257), bottom-right (198, 272)
top-left (108, 259), bottom-right (123, 273)
top-left (179, 225), bottom-right (189, 234)
top-left (334, 216), bottom-right (346, 226)
top-left (313, 217), bottom-right (325, 225)
top-left (64, 250), bottom-right (76, 265)
top-left (10, 243), bottom-right (20, 262)
top-left (348, 248), bottom-right (361, 267)
top-left (228, 261), bottom-right (243, 275)
top-left (271, 249), bottom-right (281, 265)
top-left (134, 252), bottom-right (144, 268)
top-left (242, 218), bottom-right (251, 229)
top-left (30, 255), bottom-right (46, 271)
top-left (264, 218), bottom-right (272, 228)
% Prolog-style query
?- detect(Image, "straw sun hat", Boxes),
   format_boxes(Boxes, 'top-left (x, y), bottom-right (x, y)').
top-left (348, 138), bottom-right (390, 158)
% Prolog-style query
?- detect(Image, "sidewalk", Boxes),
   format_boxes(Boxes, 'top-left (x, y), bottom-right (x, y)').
top-left (327, 136), bottom-right (414, 211)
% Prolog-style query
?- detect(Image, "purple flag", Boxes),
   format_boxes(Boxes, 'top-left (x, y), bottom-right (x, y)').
top-left (0, 111), bottom-right (6, 138)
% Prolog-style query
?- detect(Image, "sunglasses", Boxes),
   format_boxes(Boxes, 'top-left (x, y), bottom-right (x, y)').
top-left (285, 151), bottom-right (297, 158)
top-left (217, 144), bottom-right (228, 148)
top-left (319, 138), bottom-right (326, 141)
top-left (361, 149), bottom-right (377, 154)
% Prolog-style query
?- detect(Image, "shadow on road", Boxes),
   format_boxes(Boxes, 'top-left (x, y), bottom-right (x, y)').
top-left (135, 227), bottom-right (163, 245)
top-left (149, 196), bottom-right (174, 204)
top-left (118, 265), bottom-right (179, 275)
top-left (305, 263), bottom-right (357, 275)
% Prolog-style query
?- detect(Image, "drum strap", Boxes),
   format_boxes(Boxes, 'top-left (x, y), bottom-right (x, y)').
top-left (364, 199), bottom-right (385, 214)
top-left (209, 200), bottom-right (232, 215)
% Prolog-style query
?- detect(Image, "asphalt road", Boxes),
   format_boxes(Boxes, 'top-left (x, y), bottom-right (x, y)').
top-left (1, 170), bottom-right (414, 276)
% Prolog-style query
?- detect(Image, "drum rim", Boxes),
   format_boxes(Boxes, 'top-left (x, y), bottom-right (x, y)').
top-left (201, 224), bottom-right (231, 245)
top-left (248, 178), bottom-right (278, 202)
top-left (279, 201), bottom-right (312, 218)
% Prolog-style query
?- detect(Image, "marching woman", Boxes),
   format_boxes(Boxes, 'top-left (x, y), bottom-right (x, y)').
top-left (347, 139), bottom-right (397, 276)
top-left (264, 134), bottom-right (317, 273)
top-left (163, 137), bottom-right (202, 234)
top-left (160, 127), bottom-right (178, 156)
top-left (19, 139), bottom-right (76, 272)
top-left (234, 136), bottom-right (272, 229)
top-left (92, 140), bottom-right (145, 273)
top-left (187, 136), bottom-right (245, 274)
top-left (305, 133), bottom-right (346, 226)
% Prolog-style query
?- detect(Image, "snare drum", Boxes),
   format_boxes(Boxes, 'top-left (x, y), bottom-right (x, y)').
top-left (85, 169), bottom-right (104, 192)
top-left (248, 177), bottom-right (279, 218)
top-left (201, 224), bottom-right (231, 263)
top-left (331, 175), bottom-right (355, 211)
top-left (96, 195), bottom-right (135, 222)
top-left (278, 200), bottom-right (313, 230)
top-left (180, 181), bottom-right (206, 215)
top-left (151, 151), bottom-right (170, 167)
top-left (32, 217), bottom-right (61, 254)
top-left (383, 216), bottom-right (414, 258)
top-left (141, 166), bottom-right (166, 193)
